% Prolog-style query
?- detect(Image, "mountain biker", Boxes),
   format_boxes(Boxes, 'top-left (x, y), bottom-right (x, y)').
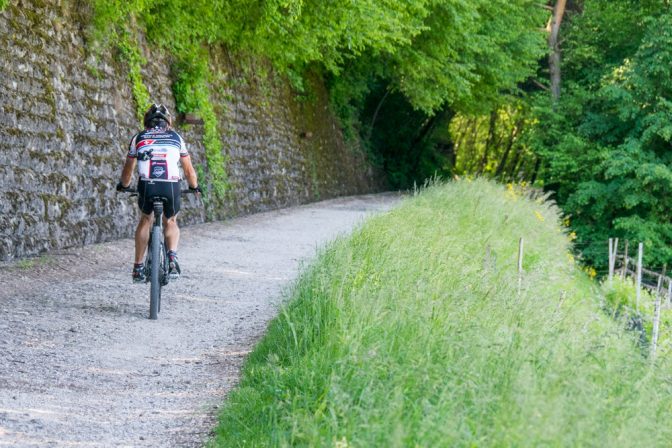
top-left (116, 104), bottom-right (201, 283)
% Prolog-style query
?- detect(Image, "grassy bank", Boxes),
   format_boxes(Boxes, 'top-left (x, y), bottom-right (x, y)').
top-left (211, 180), bottom-right (672, 446)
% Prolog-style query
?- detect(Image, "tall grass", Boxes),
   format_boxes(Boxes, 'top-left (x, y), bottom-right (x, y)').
top-left (211, 179), bottom-right (672, 447)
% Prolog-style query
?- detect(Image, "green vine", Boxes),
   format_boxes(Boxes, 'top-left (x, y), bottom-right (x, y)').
top-left (200, 97), bottom-right (229, 200)
top-left (173, 51), bottom-right (229, 201)
top-left (117, 29), bottom-right (150, 125)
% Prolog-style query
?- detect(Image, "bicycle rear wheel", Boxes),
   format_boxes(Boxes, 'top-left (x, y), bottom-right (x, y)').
top-left (149, 225), bottom-right (162, 320)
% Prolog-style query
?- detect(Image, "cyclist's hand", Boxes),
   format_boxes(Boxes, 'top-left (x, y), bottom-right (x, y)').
top-left (116, 181), bottom-right (128, 192)
top-left (189, 185), bottom-right (203, 196)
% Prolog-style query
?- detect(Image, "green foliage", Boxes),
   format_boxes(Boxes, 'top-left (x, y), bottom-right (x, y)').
top-left (87, 0), bottom-right (550, 192)
top-left (171, 50), bottom-right (229, 200)
top-left (388, 0), bottom-right (546, 114)
top-left (118, 31), bottom-right (151, 124)
top-left (0, 0), bottom-right (9, 12)
top-left (602, 277), bottom-right (672, 353)
top-left (212, 179), bottom-right (672, 446)
top-left (360, 87), bottom-right (455, 188)
top-left (200, 97), bottom-right (229, 200)
top-left (450, 101), bottom-right (534, 180)
top-left (326, 1), bottom-right (546, 187)
top-left (527, 1), bottom-right (672, 268)
top-left (87, 1), bottom-right (151, 125)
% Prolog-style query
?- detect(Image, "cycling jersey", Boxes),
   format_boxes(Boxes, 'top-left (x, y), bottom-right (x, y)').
top-left (127, 127), bottom-right (188, 182)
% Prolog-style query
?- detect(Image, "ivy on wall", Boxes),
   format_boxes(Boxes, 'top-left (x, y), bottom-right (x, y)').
top-left (172, 51), bottom-right (229, 201)
top-left (117, 29), bottom-right (151, 124)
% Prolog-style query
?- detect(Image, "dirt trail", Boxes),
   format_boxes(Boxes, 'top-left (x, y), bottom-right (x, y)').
top-left (0, 194), bottom-right (400, 447)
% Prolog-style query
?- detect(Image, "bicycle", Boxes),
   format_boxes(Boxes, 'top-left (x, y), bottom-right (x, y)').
top-left (120, 185), bottom-right (197, 319)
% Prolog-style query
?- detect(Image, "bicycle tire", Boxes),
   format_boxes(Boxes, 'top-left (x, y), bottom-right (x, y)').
top-left (159, 241), bottom-right (168, 312)
top-left (149, 225), bottom-right (162, 320)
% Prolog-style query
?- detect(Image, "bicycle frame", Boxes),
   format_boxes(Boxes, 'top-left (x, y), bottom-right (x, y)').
top-left (120, 186), bottom-right (198, 320)
top-left (146, 197), bottom-right (169, 319)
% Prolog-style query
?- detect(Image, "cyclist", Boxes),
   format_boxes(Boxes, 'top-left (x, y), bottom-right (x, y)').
top-left (116, 104), bottom-right (201, 283)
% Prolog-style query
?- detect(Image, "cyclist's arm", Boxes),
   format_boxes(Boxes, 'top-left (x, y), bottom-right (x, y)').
top-left (120, 134), bottom-right (138, 188)
top-left (120, 157), bottom-right (136, 188)
top-left (181, 155), bottom-right (198, 189)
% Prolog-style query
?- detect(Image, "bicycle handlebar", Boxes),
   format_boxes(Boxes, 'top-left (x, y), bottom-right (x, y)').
top-left (118, 187), bottom-right (199, 195)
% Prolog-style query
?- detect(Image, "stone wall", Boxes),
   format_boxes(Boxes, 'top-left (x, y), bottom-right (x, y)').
top-left (0, 0), bottom-right (383, 261)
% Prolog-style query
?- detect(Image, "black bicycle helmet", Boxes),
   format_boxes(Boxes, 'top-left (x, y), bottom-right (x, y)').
top-left (143, 103), bottom-right (172, 129)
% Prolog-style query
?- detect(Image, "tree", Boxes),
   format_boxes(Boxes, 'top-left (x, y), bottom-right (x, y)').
top-left (548, 0), bottom-right (567, 101)
top-left (528, 0), bottom-right (672, 268)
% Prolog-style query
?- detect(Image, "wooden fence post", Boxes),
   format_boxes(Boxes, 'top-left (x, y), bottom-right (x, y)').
top-left (608, 238), bottom-right (619, 282)
top-left (613, 238), bottom-right (618, 279)
top-left (636, 243), bottom-right (643, 310)
top-left (652, 265), bottom-right (666, 359)
top-left (518, 237), bottom-right (524, 293)
top-left (621, 240), bottom-right (629, 279)
top-left (608, 238), bottom-right (614, 282)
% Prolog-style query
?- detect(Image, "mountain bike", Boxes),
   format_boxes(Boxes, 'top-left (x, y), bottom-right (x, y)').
top-left (121, 186), bottom-right (196, 319)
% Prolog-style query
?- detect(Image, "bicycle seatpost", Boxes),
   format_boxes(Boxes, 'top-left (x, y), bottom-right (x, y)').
top-left (153, 200), bottom-right (164, 227)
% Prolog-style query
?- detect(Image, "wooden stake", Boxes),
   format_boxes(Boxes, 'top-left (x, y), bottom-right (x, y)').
top-left (608, 238), bottom-right (614, 282)
top-left (652, 265), bottom-right (666, 359)
top-left (621, 240), bottom-right (629, 279)
top-left (613, 238), bottom-right (618, 280)
top-left (636, 243), bottom-right (643, 310)
top-left (518, 237), bottom-right (524, 293)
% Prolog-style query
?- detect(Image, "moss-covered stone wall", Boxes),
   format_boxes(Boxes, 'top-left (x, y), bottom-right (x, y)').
top-left (0, 0), bottom-right (384, 260)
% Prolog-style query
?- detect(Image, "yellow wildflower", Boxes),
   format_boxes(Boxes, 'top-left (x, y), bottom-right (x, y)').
top-left (505, 183), bottom-right (518, 201)
top-left (583, 266), bottom-right (597, 278)
top-left (534, 211), bottom-right (545, 222)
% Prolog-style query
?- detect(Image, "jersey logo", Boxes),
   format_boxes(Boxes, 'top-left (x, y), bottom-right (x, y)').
top-left (136, 139), bottom-right (156, 149)
top-left (150, 161), bottom-right (168, 179)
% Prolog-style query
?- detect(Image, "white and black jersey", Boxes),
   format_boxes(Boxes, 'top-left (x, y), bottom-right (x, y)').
top-left (127, 127), bottom-right (189, 182)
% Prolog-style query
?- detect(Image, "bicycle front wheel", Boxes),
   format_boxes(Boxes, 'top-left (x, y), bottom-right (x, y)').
top-left (149, 225), bottom-right (162, 320)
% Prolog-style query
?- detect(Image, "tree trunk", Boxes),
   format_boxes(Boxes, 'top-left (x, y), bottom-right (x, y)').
top-left (466, 118), bottom-right (482, 173)
top-left (452, 117), bottom-right (470, 151)
top-left (409, 109), bottom-right (452, 175)
top-left (478, 111), bottom-right (498, 174)
top-left (530, 157), bottom-right (542, 184)
top-left (495, 120), bottom-right (522, 179)
top-left (548, 0), bottom-right (567, 101)
top-left (508, 146), bottom-right (523, 180)
top-left (367, 88), bottom-right (391, 141)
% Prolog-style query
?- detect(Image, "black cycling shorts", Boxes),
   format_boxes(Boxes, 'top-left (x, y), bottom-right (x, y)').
top-left (137, 180), bottom-right (181, 218)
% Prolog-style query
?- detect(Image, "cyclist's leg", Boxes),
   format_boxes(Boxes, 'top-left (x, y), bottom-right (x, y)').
top-left (134, 213), bottom-right (153, 263)
top-left (163, 182), bottom-right (181, 278)
top-left (164, 214), bottom-right (179, 252)
top-left (163, 181), bottom-right (181, 252)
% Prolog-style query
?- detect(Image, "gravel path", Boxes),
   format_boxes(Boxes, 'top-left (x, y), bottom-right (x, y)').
top-left (0, 194), bottom-right (400, 447)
